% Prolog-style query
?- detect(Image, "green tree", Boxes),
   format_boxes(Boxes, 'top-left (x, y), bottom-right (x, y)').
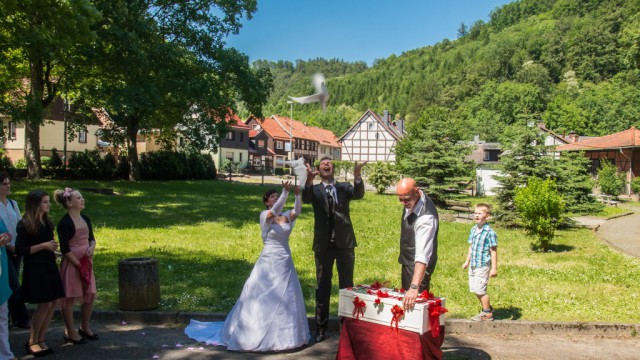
top-left (69, 0), bottom-right (272, 181)
top-left (597, 160), bottom-right (625, 197)
top-left (394, 106), bottom-right (473, 204)
top-left (555, 151), bottom-right (603, 214)
top-left (367, 162), bottom-right (399, 194)
top-left (514, 177), bottom-right (565, 252)
top-left (0, 0), bottom-right (100, 179)
top-left (494, 125), bottom-right (555, 226)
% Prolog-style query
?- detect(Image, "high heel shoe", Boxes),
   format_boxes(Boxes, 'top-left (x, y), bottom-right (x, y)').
top-left (24, 342), bottom-right (48, 357)
top-left (38, 342), bottom-right (54, 354)
top-left (78, 328), bottom-right (99, 340)
top-left (63, 335), bottom-right (87, 345)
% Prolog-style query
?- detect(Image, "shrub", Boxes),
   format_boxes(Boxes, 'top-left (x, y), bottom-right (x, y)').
top-left (140, 151), bottom-right (185, 180)
top-left (367, 161), bottom-right (399, 194)
top-left (14, 159), bottom-right (27, 169)
top-left (598, 160), bottom-right (625, 197)
top-left (514, 177), bottom-right (565, 252)
top-left (632, 177), bottom-right (640, 194)
top-left (68, 150), bottom-right (102, 179)
top-left (49, 148), bottom-right (64, 170)
top-left (274, 167), bottom-right (285, 176)
top-left (116, 155), bottom-right (129, 179)
top-left (0, 151), bottom-right (12, 171)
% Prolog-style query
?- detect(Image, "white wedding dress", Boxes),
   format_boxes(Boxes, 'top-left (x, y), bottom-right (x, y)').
top-left (185, 192), bottom-right (310, 351)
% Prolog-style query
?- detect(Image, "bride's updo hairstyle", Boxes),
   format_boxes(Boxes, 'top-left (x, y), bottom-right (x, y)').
top-left (263, 189), bottom-right (278, 209)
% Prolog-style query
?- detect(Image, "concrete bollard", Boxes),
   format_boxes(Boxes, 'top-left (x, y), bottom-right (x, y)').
top-left (118, 257), bottom-right (160, 311)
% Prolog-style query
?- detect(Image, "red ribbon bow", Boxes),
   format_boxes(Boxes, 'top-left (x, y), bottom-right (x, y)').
top-left (352, 296), bottom-right (366, 320)
top-left (390, 304), bottom-right (404, 332)
top-left (428, 299), bottom-right (448, 337)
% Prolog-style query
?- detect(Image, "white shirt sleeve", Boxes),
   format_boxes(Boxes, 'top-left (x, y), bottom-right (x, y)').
top-left (413, 213), bottom-right (437, 266)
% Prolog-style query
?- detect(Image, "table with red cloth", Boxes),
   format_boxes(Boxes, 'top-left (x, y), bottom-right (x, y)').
top-left (336, 317), bottom-right (445, 360)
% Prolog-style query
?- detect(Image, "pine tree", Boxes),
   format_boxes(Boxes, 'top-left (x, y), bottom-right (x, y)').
top-left (494, 125), bottom-right (555, 226)
top-left (555, 151), bottom-right (603, 214)
top-left (395, 106), bottom-right (473, 204)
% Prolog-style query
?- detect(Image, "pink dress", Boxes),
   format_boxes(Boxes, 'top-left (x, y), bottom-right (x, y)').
top-left (59, 227), bottom-right (96, 305)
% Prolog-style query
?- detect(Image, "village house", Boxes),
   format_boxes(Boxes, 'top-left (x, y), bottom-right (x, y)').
top-left (557, 126), bottom-right (640, 195)
top-left (339, 109), bottom-right (404, 163)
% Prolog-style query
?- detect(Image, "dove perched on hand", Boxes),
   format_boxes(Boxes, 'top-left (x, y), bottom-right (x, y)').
top-left (284, 157), bottom-right (307, 186)
top-left (289, 73), bottom-right (329, 112)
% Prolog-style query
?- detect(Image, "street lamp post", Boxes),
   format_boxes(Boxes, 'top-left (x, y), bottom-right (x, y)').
top-left (286, 101), bottom-right (294, 172)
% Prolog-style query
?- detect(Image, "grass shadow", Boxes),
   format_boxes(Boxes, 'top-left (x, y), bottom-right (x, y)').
top-left (443, 347), bottom-right (491, 360)
top-left (493, 306), bottom-right (522, 320)
top-left (546, 244), bottom-right (575, 253)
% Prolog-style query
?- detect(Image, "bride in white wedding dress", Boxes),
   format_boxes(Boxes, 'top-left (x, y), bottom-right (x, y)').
top-left (185, 182), bottom-right (310, 351)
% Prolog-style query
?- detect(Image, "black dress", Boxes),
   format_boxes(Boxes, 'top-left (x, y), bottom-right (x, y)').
top-left (15, 220), bottom-right (65, 303)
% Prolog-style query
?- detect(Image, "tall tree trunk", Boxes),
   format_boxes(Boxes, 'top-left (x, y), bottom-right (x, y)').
top-left (24, 121), bottom-right (42, 180)
top-left (127, 120), bottom-right (141, 181)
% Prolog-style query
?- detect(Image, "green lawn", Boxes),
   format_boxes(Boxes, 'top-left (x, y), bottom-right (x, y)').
top-left (11, 179), bottom-right (640, 323)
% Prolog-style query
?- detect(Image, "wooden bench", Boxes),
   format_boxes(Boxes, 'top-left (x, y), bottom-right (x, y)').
top-left (445, 200), bottom-right (474, 219)
top-left (598, 195), bottom-right (620, 207)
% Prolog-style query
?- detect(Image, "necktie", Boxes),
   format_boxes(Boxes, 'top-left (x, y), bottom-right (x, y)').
top-left (326, 185), bottom-right (335, 215)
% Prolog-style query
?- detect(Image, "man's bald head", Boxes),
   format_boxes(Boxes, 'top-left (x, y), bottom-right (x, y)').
top-left (396, 178), bottom-right (421, 211)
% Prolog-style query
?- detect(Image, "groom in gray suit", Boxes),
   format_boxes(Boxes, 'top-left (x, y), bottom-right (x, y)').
top-left (303, 157), bottom-right (366, 342)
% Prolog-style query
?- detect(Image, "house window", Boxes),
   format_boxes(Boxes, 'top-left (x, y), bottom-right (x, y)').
top-left (484, 151), bottom-right (491, 161)
top-left (79, 130), bottom-right (87, 143)
top-left (239, 153), bottom-right (243, 163)
top-left (8, 121), bottom-right (16, 140)
top-left (240, 132), bottom-right (244, 142)
top-left (252, 124), bottom-right (260, 130)
top-left (226, 131), bottom-right (235, 140)
top-left (368, 121), bottom-right (374, 130)
top-left (257, 140), bottom-right (265, 148)
top-left (226, 152), bottom-right (234, 160)
top-left (276, 141), bottom-right (283, 149)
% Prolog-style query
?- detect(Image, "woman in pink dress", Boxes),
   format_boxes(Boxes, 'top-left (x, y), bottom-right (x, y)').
top-left (54, 188), bottom-right (97, 345)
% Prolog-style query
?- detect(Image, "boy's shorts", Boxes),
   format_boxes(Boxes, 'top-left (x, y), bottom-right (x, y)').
top-left (468, 266), bottom-right (490, 295)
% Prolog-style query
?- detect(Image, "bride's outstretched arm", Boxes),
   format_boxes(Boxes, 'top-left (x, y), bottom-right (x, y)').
top-left (290, 186), bottom-right (301, 221)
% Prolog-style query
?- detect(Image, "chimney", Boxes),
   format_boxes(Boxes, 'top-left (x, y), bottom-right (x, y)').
top-left (474, 135), bottom-right (480, 144)
top-left (396, 118), bottom-right (405, 135)
top-left (383, 110), bottom-right (390, 125)
top-left (568, 131), bottom-right (579, 143)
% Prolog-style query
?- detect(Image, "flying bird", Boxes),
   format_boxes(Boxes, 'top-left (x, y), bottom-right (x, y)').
top-left (289, 73), bottom-right (329, 112)
top-left (284, 157), bottom-right (307, 186)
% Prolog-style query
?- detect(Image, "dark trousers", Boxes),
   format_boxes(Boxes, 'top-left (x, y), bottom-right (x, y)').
top-left (8, 254), bottom-right (29, 324)
top-left (401, 264), bottom-right (431, 292)
top-left (314, 247), bottom-right (355, 331)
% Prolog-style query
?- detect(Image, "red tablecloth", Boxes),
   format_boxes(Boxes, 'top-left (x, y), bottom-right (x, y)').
top-left (336, 318), bottom-right (444, 360)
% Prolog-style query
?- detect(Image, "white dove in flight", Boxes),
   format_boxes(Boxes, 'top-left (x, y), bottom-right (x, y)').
top-left (289, 73), bottom-right (329, 112)
top-left (284, 157), bottom-right (307, 186)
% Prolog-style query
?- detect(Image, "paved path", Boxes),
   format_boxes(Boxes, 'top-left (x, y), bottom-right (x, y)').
top-left (596, 209), bottom-right (640, 257)
top-left (9, 320), bottom-right (640, 360)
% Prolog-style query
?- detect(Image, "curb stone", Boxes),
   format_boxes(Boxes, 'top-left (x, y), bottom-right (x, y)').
top-left (89, 310), bottom-right (640, 337)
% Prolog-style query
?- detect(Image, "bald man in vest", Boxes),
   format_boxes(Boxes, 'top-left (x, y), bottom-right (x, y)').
top-left (396, 178), bottom-right (439, 310)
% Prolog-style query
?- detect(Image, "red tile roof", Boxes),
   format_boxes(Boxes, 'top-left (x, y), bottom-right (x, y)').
top-left (556, 127), bottom-right (640, 151)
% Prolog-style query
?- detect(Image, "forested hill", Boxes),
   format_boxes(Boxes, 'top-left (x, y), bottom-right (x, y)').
top-left (252, 0), bottom-right (640, 142)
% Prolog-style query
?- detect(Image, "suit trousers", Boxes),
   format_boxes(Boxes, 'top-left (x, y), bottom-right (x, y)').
top-left (401, 264), bottom-right (431, 292)
top-left (314, 247), bottom-right (355, 330)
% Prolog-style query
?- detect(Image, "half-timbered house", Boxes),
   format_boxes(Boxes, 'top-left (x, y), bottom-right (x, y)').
top-left (338, 109), bottom-right (404, 163)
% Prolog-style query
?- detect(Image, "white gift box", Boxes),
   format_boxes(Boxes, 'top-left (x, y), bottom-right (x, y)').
top-left (338, 285), bottom-right (446, 335)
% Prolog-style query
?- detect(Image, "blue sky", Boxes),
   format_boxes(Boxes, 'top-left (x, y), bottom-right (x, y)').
top-left (225, 0), bottom-right (514, 66)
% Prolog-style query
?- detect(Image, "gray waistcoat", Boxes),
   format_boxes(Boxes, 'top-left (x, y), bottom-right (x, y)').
top-left (398, 194), bottom-right (439, 275)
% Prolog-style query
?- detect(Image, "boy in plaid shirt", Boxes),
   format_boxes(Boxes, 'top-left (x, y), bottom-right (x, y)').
top-left (462, 203), bottom-right (497, 321)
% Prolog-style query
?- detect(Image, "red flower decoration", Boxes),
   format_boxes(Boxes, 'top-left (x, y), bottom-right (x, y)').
top-left (376, 290), bottom-right (389, 298)
top-left (419, 290), bottom-right (435, 300)
top-left (352, 296), bottom-right (366, 320)
top-left (399, 288), bottom-right (405, 294)
top-left (390, 304), bottom-right (405, 332)
top-left (370, 281), bottom-right (383, 290)
top-left (374, 298), bottom-right (381, 306)
top-left (428, 299), bottom-right (448, 338)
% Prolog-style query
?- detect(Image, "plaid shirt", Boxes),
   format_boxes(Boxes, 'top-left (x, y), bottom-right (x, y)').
top-left (468, 223), bottom-right (497, 268)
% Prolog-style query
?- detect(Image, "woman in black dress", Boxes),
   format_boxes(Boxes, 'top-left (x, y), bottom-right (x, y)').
top-left (15, 190), bottom-right (65, 357)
